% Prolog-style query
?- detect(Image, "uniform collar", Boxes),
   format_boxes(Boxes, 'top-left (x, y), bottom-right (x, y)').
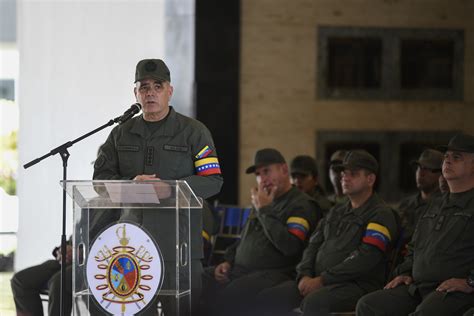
top-left (309, 186), bottom-right (325, 199)
top-left (161, 106), bottom-right (178, 136)
top-left (419, 188), bottom-right (442, 204)
top-left (446, 187), bottom-right (474, 209)
top-left (347, 192), bottom-right (384, 215)
top-left (129, 106), bottom-right (178, 137)
top-left (414, 189), bottom-right (442, 206)
top-left (274, 185), bottom-right (297, 203)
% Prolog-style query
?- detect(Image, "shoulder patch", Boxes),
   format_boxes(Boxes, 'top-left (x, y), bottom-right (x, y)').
top-left (195, 145), bottom-right (213, 159)
top-left (362, 222), bottom-right (392, 252)
top-left (287, 216), bottom-right (310, 241)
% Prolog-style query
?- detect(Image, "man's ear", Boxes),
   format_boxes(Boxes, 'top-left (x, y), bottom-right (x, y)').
top-left (134, 86), bottom-right (138, 100)
top-left (367, 173), bottom-right (376, 187)
top-left (278, 163), bottom-right (289, 177)
top-left (469, 153), bottom-right (474, 174)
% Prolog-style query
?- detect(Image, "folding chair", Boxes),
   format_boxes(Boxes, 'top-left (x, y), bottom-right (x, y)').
top-left (208, 205), bottom-right (251, 265)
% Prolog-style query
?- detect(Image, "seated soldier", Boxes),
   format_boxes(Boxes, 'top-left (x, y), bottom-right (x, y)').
top-left (10, 240), bottom-right (72, 316)
top-left (10, 209), bottom-right (119, 316)
top-left (253, 150), bottom-right (399, 316)
top-left (200, 148), bottom-right (321, 316)
top-left (290, 155), bottom-right (333, 216)
top-left (356, 133), bottom-right (474, 316)
top-left (397, 149), bottom-right (443, 245)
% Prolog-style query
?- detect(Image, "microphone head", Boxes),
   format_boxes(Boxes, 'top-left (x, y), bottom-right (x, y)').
top-left (117, 103), bottom-right (142, 124)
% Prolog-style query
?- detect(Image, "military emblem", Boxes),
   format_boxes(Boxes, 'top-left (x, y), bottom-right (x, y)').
top-left (87, 223), bottom-right (164, 315)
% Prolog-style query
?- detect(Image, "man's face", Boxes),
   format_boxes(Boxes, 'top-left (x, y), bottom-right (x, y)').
top-left (134, 78), bottom-right (173, 119)
top-left (255, 163), bottom-right (289, 196)
top-left (442, 151), bottom-right (474, 181)
top-left (415, 165), bottom-right (441, 193)
top-left (341, 168), bottom-right (374, 196)
top-left (439, 174), bottom-right (449, 193)
top-left (291, 173), bottom-right (317, 194)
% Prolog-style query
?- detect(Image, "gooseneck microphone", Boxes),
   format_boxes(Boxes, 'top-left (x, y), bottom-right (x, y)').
top-left (117, 103), bottom-right (142, 124)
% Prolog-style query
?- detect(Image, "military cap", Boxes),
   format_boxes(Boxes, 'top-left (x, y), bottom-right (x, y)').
top-left (334, 150), bottom-right (379, 174)
top-left (329, 150), bottom-right (348, 168)
top-left (246, 148), bottom-right (286, 174)
top-left (410, 149), bottom-right (443, 170)
top-left (290, 155), bottom-right (318, 177)
top-left (438, 133), bottom-right (474, 153)
top-left (135, 59), bottom-right (171, 83)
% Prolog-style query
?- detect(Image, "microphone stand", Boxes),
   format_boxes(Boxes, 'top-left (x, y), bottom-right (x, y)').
top-left (23, 113), bottom-right (130, 316)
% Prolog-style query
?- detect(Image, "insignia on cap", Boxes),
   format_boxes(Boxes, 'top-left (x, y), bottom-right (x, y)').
top-left (144, 61), bottom-right (157, 72)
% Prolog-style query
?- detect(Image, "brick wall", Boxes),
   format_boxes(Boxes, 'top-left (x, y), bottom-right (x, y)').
top-left (239, 0), bottom-right (474, 204)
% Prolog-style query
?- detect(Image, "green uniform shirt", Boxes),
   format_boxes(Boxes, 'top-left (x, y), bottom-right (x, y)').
top-left (224, 186), bottom-right (321, 271)
top-left (327, 194), bottom-right (349, 206)
top-left (297, 193), bottom-right (399, 291)
top-left (395, 188), bottom-right (474, 290)
top-left (397, 190), bottom-right (442, 242)
top-left (93, 106), bottom-right (223, 199)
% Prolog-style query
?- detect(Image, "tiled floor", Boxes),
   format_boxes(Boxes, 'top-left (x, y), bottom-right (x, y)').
top-left (0, 272), bottom-right (15, 316)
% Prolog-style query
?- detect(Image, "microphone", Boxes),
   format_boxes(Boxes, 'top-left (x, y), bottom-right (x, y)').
top-left (117, 103), bottom-right (142, 124)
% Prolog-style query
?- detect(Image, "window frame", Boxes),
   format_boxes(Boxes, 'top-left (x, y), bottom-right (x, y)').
top-left (317, 26), bottom-right (464, 100)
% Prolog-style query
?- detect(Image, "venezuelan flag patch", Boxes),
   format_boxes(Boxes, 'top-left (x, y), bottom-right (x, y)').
top-left (362, 222), bottom-right (391, 252)
top-left (195, 157), bottom-right (221, 176)
top-left (287, 216), bottom-right (310, 241)
top-left (202, 230), bottom-right (210, 242)
top-left (195, 145), bottom-right (213, 159)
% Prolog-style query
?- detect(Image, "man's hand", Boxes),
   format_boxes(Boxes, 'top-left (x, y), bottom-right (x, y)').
top-left (134, 174), bottom-right (158, 181)
top-left (384, 275), bottom-right (413, 289)
top-left (297, 276), bottom-right (323, 297)
top-left (152, 181), bottom-right (172, 199)
top-left (436, 278), bottom-right (474, 294)
top-left (214, 261), bottom-right (232, 284)
top-left (250, 182), bottom-right (277, 210)
top-left (133, 174), bottom-right (171, 198)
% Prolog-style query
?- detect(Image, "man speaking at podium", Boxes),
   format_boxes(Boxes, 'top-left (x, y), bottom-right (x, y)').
top-left (93, 58), bottom-right (223, 314)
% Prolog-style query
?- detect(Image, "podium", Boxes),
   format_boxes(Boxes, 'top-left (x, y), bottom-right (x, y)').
top-left (62, 180), bottom-right (202, 315)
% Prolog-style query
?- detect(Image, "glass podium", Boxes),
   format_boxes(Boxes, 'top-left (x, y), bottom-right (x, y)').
top-left (62, 180), bottom-right (202, 315)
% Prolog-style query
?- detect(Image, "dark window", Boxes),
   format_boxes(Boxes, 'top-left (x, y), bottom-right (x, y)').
top-left (401, 39), bottom-right (454, 89)
top-left (328, 37), bottom-right (382, 89)
top-left (317, 26), bottom-right (464, 100)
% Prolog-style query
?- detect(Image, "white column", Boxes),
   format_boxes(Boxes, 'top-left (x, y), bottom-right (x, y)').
top-left (17, 0), bottom-right (195, 270)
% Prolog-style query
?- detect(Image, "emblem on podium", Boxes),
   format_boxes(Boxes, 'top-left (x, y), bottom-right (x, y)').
top-left (87, 223), bottom-right (164, 315)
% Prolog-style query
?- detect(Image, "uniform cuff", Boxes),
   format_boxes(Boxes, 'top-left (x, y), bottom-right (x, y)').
top-left (320, 271), bottom-right (337, 285)
top-left (257, 205), bottom-right (273, 215)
